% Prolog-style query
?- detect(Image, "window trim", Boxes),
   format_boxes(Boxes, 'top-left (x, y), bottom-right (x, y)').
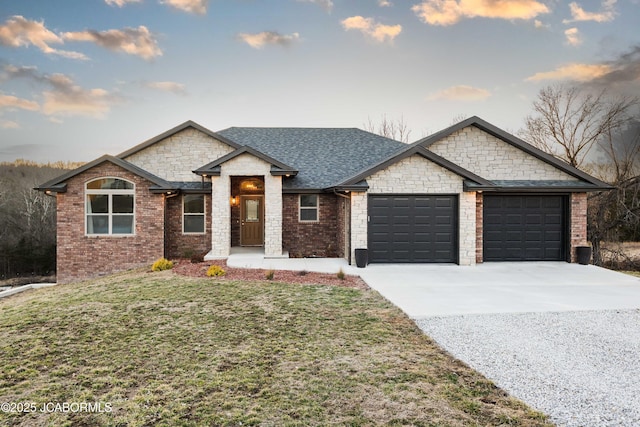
top-left (85, 177), bottom-right (135, 236)
top-left (299, 194), bottom-right (319, 223)
top-left (182, 194), bottom-right (206, 235)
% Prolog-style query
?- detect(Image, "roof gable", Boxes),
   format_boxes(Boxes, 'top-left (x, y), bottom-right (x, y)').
top-left (337, 145), bottom-right (494, 189)
top-left (193, 146), bottom-right (298, 176)
top-left (36, 155), bottom-right (175, 193)
top-left (117, 120), bottom-right (241, 159)
top-left (414, 116), bottom-right (610, 188)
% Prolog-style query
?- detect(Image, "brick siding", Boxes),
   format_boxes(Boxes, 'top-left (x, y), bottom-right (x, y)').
top-left (570, 192), bottom-right (588, 262)
top-left (56, 162), bottom-right (164, 283)
top-left (282, 194), bottom-right (342, 258)
top-left (165, 193), bottom-right (212, 259)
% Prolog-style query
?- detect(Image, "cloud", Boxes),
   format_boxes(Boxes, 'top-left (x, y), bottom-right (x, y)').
top-left (589, 45), bottom-right (640, 87)
top-left (0, 120), bottom-right (20, 129)
top-left (62, 26), bottom-right (162, 60)
top-left (296, 0), bottom-right (334, 12)
top-left (0, 15), bottom-right (87, 60)
top-left (565, 27), bottom-right (582, 46)
top-left (379, 0), bottom-right (393, 6)
top-left (525, 63), bottom-right (613, 82)
top-left (428, 85), bottom-right (491, 101)
top-left (161, 0), bottom-right (208, 14)
top-left (42, 75), bottom-right (116, 118)
top-left (534, 19), bottom-right (549, 29)
top-left (237, 31), bottom-right (300, 49)
top-left (144, 81), bottom-right (187, 95)
top-left (0, 94), bottom-right (40, 111)
top-left (105, 0), bottom-right (143, 6)
top-left (3, 65), bottom-right (119, 119)
top-left (412, 0), bottom-right (549, 26)
top-left (341, 16), bottom-right (402, 43)
top-left (563, 0), bottom-right (616, 23)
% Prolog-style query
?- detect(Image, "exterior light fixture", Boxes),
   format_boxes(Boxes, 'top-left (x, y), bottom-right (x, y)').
top-left (230, 196), bottom-right (238, 206)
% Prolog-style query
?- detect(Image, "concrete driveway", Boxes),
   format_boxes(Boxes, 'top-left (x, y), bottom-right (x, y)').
top-left (358, 262), bottom-right (640, 426)
top-left (358, 262), bottom-right (640, 318)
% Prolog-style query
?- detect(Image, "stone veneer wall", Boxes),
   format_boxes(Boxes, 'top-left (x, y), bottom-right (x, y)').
top-left (209, 153), bottom-right (282, 258)
top-left (124, 128), bottom-right (235, 182)
top-left (570, 193), bottom-right (588, 262)
top-left (282, 194), bottom-right (341, 258)
top-left (56, 162), bottom-right (165, 283)
top-left (165, 193), bottom-right (212, 259)
top-left (428, 126), bottom-right (578, 181)
top-left (350, 154), bottom-right (476, 266)
top-left (475, 192), bottom-right (483, 263)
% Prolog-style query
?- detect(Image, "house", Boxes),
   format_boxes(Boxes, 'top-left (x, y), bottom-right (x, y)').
top-left (38, 116), bottom-right (610, 283)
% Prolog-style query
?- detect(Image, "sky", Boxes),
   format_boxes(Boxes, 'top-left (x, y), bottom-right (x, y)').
top-left (0, 0), bottom-right (638, 163)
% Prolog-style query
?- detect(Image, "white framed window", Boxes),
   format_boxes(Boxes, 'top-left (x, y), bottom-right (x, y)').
top-left (183, 194), bottom-right (205, 234)
top-left (299, 194), bottom-right (319, 222)
top-left (86, 178), bottom-right (135, 235)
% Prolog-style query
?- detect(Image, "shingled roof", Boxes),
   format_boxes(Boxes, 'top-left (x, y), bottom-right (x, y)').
top-left (216, 127), bottom-right (407, 191)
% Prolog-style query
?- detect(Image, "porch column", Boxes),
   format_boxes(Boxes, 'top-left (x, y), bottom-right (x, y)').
top-left (264, 174), bottom-right (283, 257)
top-left (210, 175), bottom-right (231, 257)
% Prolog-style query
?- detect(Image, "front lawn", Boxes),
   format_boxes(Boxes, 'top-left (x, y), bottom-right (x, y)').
top-left (0, 270), bottom-right (552, 426)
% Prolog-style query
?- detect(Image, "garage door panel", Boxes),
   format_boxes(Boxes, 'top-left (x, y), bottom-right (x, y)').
top-left (369, 195), bottom-right (457, 263)
top-left (483, 195), bottom-right (566, 261)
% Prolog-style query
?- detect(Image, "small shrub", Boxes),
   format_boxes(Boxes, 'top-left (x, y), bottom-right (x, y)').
top-left (152, 258), bottom-right (174, 272)
top-left (297, 270), bottom-right (308, 276)
top-left (336, 269), bottom-right (345, 280)
top-left (206, 265), bottom-right (226, 277)
top-left (265, 269), bottom-right (275, 280)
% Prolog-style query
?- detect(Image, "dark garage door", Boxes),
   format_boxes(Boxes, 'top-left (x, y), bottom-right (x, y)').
top-left (368, 195), bottom-right (457, 263)
top-left (483, 195), bottom-right (566, 261)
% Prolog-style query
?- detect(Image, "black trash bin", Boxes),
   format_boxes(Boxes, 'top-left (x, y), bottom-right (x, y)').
top-left (576, 246), bottom-right (592, 265)
top-left (355, 248), bottom-right (368, 268)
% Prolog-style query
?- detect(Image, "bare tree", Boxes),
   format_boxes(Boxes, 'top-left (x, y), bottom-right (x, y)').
top-left (521, 84), bottom-right (637, 168)
top-left (364, 114), bottom-right (412, 143)
top-left (588, 119), bottom-right (640, 265)
top-left (520, 85), bottom-right (640, 266)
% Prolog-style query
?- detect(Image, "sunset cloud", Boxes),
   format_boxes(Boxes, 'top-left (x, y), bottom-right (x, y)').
top-left (144, 81), bottom-right (187, 95)
top-left (296, 0), bottom-right (334, 12)
top-left (563, 0), bottom-right (616, 23)
top-left (62, 26), bottom-right (162, 60)
top-left (564, 27), bottom-right (582, 46)
top-left (0, 120), bottom-right (20, 129)
top-left (0, 16), bottom-right (87, 60)
top-left (3, 65), bottom-right (119, 119)
top-left (237, 31), bottom-right (300, 49)
top-left (525, 63), bottom-right (613, 82)
top-left (412, 0), bottom-right (549, 26)
top-left (161, 0), bottom-right (209, 14)
top-left (341, 16), bottom-right (402, 43)
top-left (428, 85), bottom-right (491, 101)
top-left (105, 0), bottom-right (143, 6)
top-left (42, 74), bottom-right (116, 118)
top-left (0, 94), bottom-right (39, 111)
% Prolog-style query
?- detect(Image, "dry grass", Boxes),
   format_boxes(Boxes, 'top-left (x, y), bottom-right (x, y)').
top-left (0, 269), bottom-right (552, 426)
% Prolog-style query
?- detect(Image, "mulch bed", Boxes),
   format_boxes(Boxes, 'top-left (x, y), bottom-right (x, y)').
top-left (172, 259), bottom-right (369, 290)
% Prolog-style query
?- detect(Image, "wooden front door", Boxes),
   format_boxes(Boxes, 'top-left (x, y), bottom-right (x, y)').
top-left (240, 195), bottom-right (264, 246)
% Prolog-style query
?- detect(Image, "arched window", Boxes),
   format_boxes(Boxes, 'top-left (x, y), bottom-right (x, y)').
top-left (86, 178), bottom-right (135, 235)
